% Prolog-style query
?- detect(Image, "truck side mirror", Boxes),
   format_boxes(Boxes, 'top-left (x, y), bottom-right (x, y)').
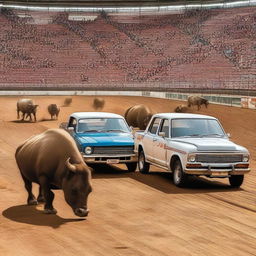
top-left (226, 133), bottom-right (231, 138)
top-left (67, 127), bottom-right (74, 133)
top-left (159, 131), bottom-right (165, 137)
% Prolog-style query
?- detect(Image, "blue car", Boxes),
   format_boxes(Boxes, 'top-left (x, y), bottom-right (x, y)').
top-left (62, 112), bottom-right (137, 172)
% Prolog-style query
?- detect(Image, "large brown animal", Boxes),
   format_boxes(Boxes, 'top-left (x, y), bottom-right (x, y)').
top-left (63, 97), bottom-right (72, 106)
top-left (187, 96), bottom-right (209, 110)
top-left (93, 97), bottom-right (105, 110)
top-left (124, 104), bottom-right (153, 130)
top-left (17, 99), bottom-right (38, 122)
top-left (48, 104), bottom-right (60, 120)
top-left (174, 104), bottom-right (188, 113)
top-left (15, 129), bottom-right (92, 217)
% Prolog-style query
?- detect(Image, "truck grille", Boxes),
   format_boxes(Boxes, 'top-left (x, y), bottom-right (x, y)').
top-left (196, 154), bottom-right (243, 163)
top-left (93, 146), bottom-right (134, 155)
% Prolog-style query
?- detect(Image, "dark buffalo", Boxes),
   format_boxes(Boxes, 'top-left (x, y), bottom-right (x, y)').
top-left (174, 104), bottom-right (189, 113)
top-left (17, 99), bottom-right (38, 122)
top-left (92, 97), bottom-right (105, 110)
top-left (15, 129), bottom-right (92, 217)
top-left (187, 96), bottom-right (209, 110)
top-left (124, 104), bottom-right (153, 130)
top-left (48, 104), bottom-right (60, 120)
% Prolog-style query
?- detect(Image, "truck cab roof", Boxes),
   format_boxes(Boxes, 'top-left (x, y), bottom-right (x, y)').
top-left (70, 112), bottom-right (124, 120)
top-left (152, 113), bottom-right (217, 120)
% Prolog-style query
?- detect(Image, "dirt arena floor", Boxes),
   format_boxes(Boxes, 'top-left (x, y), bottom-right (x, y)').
top-left (0, 95), bottom-right (256, 256)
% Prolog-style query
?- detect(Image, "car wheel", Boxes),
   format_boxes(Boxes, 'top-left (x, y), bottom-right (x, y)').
top-left (126, 162), bottom-right (137, 172)
top-left (229, 175), bottom-right (244, 188)
top-left (173, 160), bottom-right (188, 187)
top-left (138, 150), bottom-right (150, 173)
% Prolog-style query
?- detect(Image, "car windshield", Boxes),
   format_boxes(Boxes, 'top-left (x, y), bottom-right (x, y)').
top-left (77, 118), bottom-right (130, 133)
top-left (171, 118), bottom-right (225, 138)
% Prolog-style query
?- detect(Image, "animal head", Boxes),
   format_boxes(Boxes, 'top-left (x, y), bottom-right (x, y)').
top-left (143, 113), bottom-right (153, 129)
top-left (174, 106), bottom-right (182, 113)
top-left (49, 104), bottom-right (58, 111)
top-left (202, 99), bottom-right (209, 107)
top-left (175, 105), bottom-right (188, 113)
top-left (27, 104), bottom-right (38, 114)
top-left (62, 158), bottom-right (92, 217)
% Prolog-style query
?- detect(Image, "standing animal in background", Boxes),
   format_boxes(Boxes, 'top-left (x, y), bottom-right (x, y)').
top-left (15, 129), bottom-right (92, 217)
top-left (124, 104), bottom-right (153, 130)
top-left (48, 104), bottom-right (60, 120)
top-left (17, 99), bottom-right (38, 122)
top-left (63, 97), bottom-right (72, 106)
top-left (187, 96), bottom-right (209, 110)
top-left (174, 105), bottom-right (188, 113)
top-left (93, 97), bottom-right (105, 110)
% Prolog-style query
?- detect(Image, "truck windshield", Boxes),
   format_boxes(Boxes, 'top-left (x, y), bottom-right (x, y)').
top-left (77, 118), bottom-right (130, 133)
top-left (171, 118), bottom-right (225, 138)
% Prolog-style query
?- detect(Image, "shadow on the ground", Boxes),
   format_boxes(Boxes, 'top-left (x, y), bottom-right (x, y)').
top-left (10, 118), bottom-right (56, 123)
top-left (92, 164), bottom-right (243, 194)
top-left (10, 120), bottom-right (36, 123)
top-left (40, 118), bottom-right (57, 122)
top-left (2, 205), bottom-right (85, 228)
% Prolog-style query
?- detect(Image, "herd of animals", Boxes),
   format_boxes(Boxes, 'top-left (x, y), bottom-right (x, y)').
top-left (14, 94), bottom-right (209, 217)
top-left (16, 95), bottom-right (209, 129)
top-left (16, 96), bottom-right (106, 122)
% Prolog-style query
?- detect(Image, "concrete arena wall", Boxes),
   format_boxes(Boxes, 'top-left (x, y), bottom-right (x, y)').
top-left (0, 90), bottom-right (247, 108)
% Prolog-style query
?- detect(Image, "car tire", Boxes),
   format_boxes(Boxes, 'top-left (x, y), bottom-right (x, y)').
top-left (229, 175), bottom-right (244, 187)
top-left (138, 150), bottom-right (150, 174)
top-left (126, 162), bottom-right (137, 172)
top-left (173, 160), bottom-right (188, 187)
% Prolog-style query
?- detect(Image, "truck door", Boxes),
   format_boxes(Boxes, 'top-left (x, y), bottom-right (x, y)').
top-left (153, 119), bottom-right (170, 167)
top-left (143, 117), bottom-right (161, 162)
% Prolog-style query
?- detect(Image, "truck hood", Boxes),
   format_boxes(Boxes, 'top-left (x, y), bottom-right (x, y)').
top-left (76, 132), bottom-right (134, 147)
top-left (172, 138), bottom-right (246, 152)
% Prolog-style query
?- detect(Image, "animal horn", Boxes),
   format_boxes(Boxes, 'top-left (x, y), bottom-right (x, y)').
top-left (66, 157), bottom-right (77, 172)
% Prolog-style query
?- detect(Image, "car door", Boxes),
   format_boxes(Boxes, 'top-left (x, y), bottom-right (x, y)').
top-left (143, 117), bottom-right (161, 162)
top-left (153, 119), bottom-right (170, 167)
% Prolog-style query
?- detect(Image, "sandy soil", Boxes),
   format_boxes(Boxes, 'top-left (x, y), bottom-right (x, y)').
top-left (0, 95), bottom-right (256, 256)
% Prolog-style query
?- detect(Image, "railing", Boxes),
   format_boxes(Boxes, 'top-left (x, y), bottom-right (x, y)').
top-left (0, 80), bottom-right (255, 96)
top-left (0, 0), bottom-right (255, 12)
top-left (0, 89), bottom-right (249, 107)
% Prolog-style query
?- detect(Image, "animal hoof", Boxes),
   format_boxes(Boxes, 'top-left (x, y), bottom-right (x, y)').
top-left (37, 196), bottom-right (45, 203)
top-left (44, 208), bottom-right (57, 214)
top-left (28, 199), bottom-right (38, 205)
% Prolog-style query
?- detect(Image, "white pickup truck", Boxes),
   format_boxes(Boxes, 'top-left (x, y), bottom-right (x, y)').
top-left (134, 113), bottom-right (250, 187)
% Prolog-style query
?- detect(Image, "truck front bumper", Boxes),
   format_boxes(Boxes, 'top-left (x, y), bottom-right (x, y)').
top-left (82, 154), bottom-right (137, 164)
top-left (184, 164), bottom-right (250, 177)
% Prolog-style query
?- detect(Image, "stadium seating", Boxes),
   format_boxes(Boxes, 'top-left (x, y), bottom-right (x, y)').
top-left (0, 7), bottom-right (255, 90)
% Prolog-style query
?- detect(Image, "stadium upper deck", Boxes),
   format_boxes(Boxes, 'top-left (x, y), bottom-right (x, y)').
top-left (0, 5), bottom-right (255, 92)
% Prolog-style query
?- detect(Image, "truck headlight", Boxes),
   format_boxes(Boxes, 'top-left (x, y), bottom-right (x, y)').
top-left (85, 147), bottom-right (93, 155)
top-left (243, 155), bottom-right (249, 162)
top-left (188, 154), bottom-right (196, 162)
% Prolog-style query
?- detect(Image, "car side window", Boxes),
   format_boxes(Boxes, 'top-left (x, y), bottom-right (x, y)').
top-left (159, 119), bottom-right (170, 137)
top-left (148, 118), bottom-right (161, 135)
top-left (68, 117), bottom-right (77, 129)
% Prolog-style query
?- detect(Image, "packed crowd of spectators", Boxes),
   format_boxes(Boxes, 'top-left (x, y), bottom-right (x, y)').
top-left (0, 7), bottom-right (255, 89)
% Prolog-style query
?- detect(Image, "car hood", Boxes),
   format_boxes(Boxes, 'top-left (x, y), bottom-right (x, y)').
top-left (171, 137), bottom-right (246, 152)
top-left (76, 132), bottom-right (134, 147)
